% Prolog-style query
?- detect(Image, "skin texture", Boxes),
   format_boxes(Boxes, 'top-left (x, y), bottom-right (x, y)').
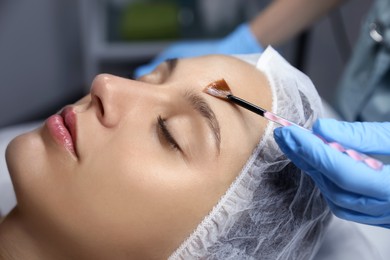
top-left (0, 55), bottom-right (271, 259)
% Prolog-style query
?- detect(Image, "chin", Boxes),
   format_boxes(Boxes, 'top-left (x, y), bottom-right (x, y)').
top-left (5, 128), bottom-right (46, 201)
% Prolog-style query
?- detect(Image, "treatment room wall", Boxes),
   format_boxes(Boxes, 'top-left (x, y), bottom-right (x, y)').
top-left (0, 0), bottom-right (372, 128)
top-left (0, 0), bottom-right (84, 128)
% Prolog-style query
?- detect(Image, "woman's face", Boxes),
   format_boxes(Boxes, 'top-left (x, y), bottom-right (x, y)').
top-left (6, 55), bottom-right (271, 259)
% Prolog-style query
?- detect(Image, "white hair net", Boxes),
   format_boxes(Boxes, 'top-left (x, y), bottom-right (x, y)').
top-left (169, 46), bottom-right (331, 260)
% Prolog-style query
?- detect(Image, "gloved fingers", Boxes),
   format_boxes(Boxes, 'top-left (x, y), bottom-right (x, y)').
top-left (304, 169), bottom-right (336, 196)
top-left (275, 125), bottom-right (390, 199)
top-left (218, 23), bottom-right (263, 54)
top-left (274, 125), bottom-right (344, 177)
top-left (300, 166), bottom-right (388, 216)
top-left (318, 176), bottom-right (390, 216)
top-left (275, 126), bottom-right (390, 222)
top-left (274, 127), bottom-right (320, 175)
top-left (313, 119), bottom-right (390, 155)
top-left (326, 200), bottom-right (390, 226)
top-left (275, 126), bottom-right (351, 196)
top-left (314, 152), bottom-right (390, 200)
top-left (275, 127), bottom-right (334, 195)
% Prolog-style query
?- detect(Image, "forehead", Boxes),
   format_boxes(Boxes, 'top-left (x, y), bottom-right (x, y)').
top-left (177, 55), bottom-right (259, 80)
top-left (170, 55), bottom-right (272, 111)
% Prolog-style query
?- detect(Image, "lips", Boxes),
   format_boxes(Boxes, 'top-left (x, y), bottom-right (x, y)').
top-left (61, 107), bottom-right (77, 147)
top-left (46, 107), bottom-right (78, 158)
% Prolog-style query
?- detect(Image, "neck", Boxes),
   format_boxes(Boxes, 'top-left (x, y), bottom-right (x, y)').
top-left (0, 208), bottom-right (52, 260)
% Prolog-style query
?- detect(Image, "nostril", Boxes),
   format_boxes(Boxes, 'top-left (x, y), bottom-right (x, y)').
top-left (93, 95), bottom-right (105, 117)
top-left (97, 97), bottom-right (105, 117)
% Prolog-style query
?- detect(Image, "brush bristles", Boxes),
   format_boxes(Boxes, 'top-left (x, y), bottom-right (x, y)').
top-left (203, 79), bottom-right (232, 99)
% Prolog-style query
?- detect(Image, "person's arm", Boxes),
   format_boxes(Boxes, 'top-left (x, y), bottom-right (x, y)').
top-left (250, 0), bottom-right (345, 46)
top-left (135, 0), bottom-right (346, 77)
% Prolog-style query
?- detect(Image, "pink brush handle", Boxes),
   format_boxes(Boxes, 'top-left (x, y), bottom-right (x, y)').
top-left (264, 111), bottom-right (383, 171)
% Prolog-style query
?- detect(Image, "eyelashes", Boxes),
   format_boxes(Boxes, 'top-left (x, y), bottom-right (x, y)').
top-left (157, 115), bottom-right (182, 152)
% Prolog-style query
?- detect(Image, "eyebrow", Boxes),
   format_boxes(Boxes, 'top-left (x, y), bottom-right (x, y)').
top-left (163, 58), bottom-right (221, 153)
top-left (183, 89), bottom-right (221, 154)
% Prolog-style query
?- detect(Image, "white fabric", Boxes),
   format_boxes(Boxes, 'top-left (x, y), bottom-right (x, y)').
top-left (170, 46), bottom-right (330, 259)
top-left (315, 217), bottom-right (382, 260)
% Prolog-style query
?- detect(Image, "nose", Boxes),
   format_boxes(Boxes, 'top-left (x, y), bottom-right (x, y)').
top-left (90, 74), bottom-right (152, 128)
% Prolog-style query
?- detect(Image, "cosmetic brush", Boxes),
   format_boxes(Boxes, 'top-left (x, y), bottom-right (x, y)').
top-left (203, 79), bottom-right (383, 170)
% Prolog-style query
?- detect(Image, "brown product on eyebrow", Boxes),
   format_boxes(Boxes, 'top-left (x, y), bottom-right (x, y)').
top-left (204, 78), bottom-right (269, 117)
top-left (183, 89), bottom-right (221, 154)
top-left (203, 79), bottom-right (232, 100)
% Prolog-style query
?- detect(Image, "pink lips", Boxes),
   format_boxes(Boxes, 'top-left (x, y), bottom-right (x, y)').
top-left (46, 107), bottom-right (78, 158)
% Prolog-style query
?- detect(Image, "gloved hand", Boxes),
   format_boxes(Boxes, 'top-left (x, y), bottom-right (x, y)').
top-left (134, 23), bottom-right (263, 78)
top-left (274, 118), bottom-right (390, 228)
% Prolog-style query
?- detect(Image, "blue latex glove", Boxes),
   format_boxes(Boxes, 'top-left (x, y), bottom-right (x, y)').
top-left (274, 118), bottom-right (390, 228)
top-left (134, 23), bottom-right (263, 78)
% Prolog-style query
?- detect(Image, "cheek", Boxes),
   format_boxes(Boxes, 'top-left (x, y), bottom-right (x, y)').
top-left (77, 140), bottom-right (198, 219)
top-left (72, 141), bottom-right (228, 250)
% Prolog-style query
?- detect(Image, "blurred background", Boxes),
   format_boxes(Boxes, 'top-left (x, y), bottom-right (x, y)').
top-left (0, 0), bottom-right (372, 128)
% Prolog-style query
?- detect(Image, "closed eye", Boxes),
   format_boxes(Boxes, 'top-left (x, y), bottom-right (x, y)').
top-left (157, 115), bottom-right (182, 152)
